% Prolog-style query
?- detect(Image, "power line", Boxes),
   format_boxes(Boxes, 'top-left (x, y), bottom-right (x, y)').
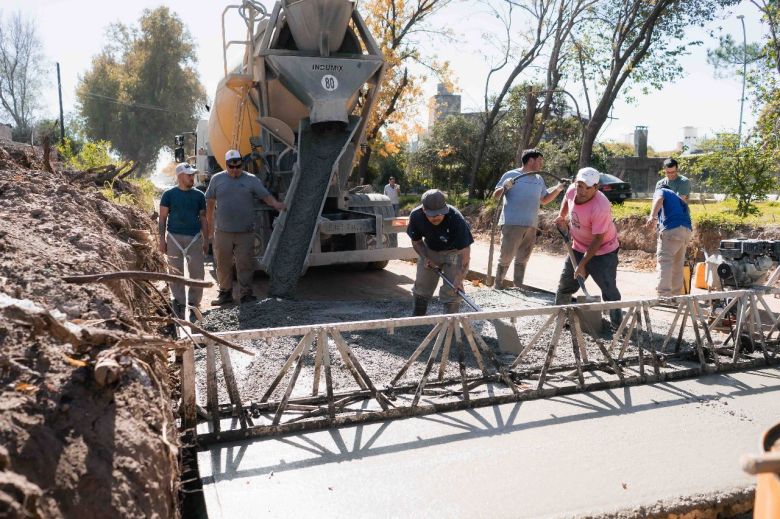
top-left (81, 91), bottom-right (195, 115)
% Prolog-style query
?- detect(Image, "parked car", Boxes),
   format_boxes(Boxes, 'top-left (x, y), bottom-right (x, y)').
top-left (599, 173), bottom-right (632, 203)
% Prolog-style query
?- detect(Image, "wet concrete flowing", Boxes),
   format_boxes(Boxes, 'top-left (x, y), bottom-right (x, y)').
top-left (267, 120), bottom-right (353, 297)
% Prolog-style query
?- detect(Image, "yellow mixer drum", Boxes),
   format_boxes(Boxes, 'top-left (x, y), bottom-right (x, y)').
top-left (208, 73), bottom-right (259, 170)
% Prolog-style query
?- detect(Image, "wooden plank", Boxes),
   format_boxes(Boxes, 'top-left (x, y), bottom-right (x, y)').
top-left (411, 324), bottom-right (449, 408)
top-left (608, 304), bottom-right (636, 356)
top-left (511, 312), bottom-right (557, 368)
top-left (660, 303), bottom-right (683, 353)
top-left (641, 302), bottom-right (660, 376)
top-left (272, 335), bottom-right (315, 425)
top-left (218, 343), bottom-right (246, 428)
top-left (686, 299), bottom-right (708, 370)
top-left (312, 331), bottom-right (324, 396)
top-left (732, 296), bottom-right (745, 362)
top-left (437, 321), bottom-right (455, 381)
top-left (634, 308), bottom-right (645, 379)
top-left (331, 330), bottom-right (369, 390)
top-left (749, 294), bottom-right (771, 363)
top-left (206, 341), bottom-right (219, 432)
top-left (455, 322), bottom-right (470, 403)
top-left (568, 310), bottom-right (585, 388)
top-left (618, 310), bottom-right (638, 360)
top-left (389, 323), bottom-right (443, 386)
top-left (180, 345), bottom-right (196, 431)
top-left (261, 333), bottom-right (313, 403)
top-left (460, 318), bottom-right (488, 376)
top-left (462, 321), bottom-right (519, 394)
top-left (330, 330), bottom-right (390, 411)
top-left (755, 293), bottom-right (780, 346)
top-left (537, 311), bottom-right (565, 390)
top-left (674, 304), bottom-right (690, 353)
top-left (692, 298), bottom-right (721, 370)
top-left (579, 309), bottom-right (624, 382)
top-left (320, 329), bottom-right (335, 422)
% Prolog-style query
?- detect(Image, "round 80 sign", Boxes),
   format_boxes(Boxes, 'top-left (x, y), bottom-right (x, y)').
top-left (321, 74), bottom-right (339, 91)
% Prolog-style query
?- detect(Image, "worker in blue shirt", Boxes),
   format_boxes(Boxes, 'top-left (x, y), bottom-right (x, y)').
top-left (646, 187), bottom-right (693, 296)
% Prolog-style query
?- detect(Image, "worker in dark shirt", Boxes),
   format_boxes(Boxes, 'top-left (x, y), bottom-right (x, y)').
top-left (406, 189), bottom-right (474, 315)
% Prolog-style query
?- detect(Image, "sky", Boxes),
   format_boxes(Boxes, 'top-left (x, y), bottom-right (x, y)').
top-left (3, 0), bottom-right (769, 154)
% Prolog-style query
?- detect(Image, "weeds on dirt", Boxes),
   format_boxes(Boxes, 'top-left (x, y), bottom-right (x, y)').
top-left (100, 177), bottom-right (156, 212)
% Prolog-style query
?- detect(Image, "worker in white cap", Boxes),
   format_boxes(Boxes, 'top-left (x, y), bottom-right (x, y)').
top-left (205, 150), bottom-right (286, 305)
top-left (159, 162), bottom-right (208, 318)
top-left (554, 167), bottom-right (622, 327)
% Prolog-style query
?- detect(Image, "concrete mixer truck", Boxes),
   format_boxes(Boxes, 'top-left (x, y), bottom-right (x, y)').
top-left (201, 0), bottom-right (415, 297)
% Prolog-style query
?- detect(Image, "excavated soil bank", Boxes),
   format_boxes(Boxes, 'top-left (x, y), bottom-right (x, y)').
top-left (0, 141), bottom-right (178, 518)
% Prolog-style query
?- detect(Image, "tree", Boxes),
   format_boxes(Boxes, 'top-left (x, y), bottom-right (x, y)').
top-left (0, 11), bottom-right (43, 142)
top-left (684, 134), bottom-right (778, 218)
top-left (410, 114), bottom-right (515, 197)
top-left (76, 7), bottom-right (206, 173)
top-left (359, 0), bottom-right (453, 181)
top-left (573, 0), bottom-right (739, 167)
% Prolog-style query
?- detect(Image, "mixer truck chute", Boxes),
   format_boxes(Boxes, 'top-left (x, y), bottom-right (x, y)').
top-left (209, 0), bottom-right (416, 297)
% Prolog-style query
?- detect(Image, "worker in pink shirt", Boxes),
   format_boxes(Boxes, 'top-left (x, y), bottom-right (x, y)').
top-left (554, 167), bottom-right (622, 327)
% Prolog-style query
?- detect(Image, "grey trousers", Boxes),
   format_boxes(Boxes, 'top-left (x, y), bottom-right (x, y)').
top-left (498, 225), bottom-right (537, 284)
top-left (555, 248), bottom-right (622, 325)
top-left (413, 249), bottom-right (461, 304)
top-left (656, 226), bottom-right (692, 297)
top-left (166, 232), bottom-right (205, 306)
top-left (214, 230), bottom-right (255, 297)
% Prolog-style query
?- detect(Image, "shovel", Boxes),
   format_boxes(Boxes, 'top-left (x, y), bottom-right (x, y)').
top-left (435, 268), bottom-right (522, 354)
top-left (555, 225), bottom-right (603, 338)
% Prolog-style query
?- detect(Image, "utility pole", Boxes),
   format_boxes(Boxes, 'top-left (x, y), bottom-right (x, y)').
top-left (737, 15), bottom-right (747, 147)
top-left (57, 62), bottom-right (65, 143)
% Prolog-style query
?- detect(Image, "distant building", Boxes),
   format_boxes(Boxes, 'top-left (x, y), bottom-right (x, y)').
top-left (609, 126), bottom-right (665, 194)
top-left (427, 83), bottom-right (461, 129)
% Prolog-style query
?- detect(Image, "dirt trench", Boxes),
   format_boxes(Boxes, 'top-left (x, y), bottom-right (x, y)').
top-left (0, 141), bottom-right (179, 518)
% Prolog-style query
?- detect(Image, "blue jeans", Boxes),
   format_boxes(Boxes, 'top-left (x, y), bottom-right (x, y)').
top-left (555, 248), bottom-right (622, 325)
top-left (392, 203), bottom-right (399, 216)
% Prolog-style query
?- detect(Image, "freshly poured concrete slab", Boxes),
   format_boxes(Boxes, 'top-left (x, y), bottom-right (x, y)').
top-left (199, 368), bottom-right (780, 518)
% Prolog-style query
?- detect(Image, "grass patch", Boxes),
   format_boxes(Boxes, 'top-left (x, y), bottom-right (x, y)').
top-left (605, 199), bottom-right (780, 227)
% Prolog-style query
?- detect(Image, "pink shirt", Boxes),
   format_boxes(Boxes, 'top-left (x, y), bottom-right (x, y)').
top-left (563, 186), bottom-right (619, 255)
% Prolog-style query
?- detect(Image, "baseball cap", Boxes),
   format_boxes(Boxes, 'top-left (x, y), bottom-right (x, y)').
top-left (663, 158), bottom-right (678, 168)
top-left (225, 149), bottom-right (241, 162)
top-left (575, 167), bottom-right (601, 187)
top-left (421, 189), bottom-right (449, 217)
top-left (175, 163), bottom-right (196, 175)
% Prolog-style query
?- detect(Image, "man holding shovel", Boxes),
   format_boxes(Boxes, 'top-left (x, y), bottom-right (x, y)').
top-left (492, 149), bottom-right (564, 288)
top-left (554, 167), bottom-right (622, 327)
top-left (406, 189), bottom-right (474, 315)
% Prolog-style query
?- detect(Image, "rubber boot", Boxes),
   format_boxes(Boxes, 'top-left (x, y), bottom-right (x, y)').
top-left (513, 264), bottom-right (526, 288)
top-left (493, 265), bottom-right (507, 289)
top-left (444, 302), bottom-right (460, 314)
top-left (413, 296), bottom-right (429, 316)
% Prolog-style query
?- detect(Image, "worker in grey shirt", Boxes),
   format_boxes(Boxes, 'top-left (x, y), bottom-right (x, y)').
top-left (492, 149), bottom-right (564, 288)
top-left (656, 158), bottom-right (691, 202)
top-left (206, 149), bottom-right (286, 305)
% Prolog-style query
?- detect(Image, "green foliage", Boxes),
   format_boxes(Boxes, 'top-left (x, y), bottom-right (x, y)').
top-left (57, 138), bottom-right (119, 170)
top-left (99, 177), bottom-right (156, 212)
top-left (76, 7), bottom-right (206, 172)
top-left (408, 114), bottom-right (515, 198)
top-left (686, 134), bottom-right (778, 218)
